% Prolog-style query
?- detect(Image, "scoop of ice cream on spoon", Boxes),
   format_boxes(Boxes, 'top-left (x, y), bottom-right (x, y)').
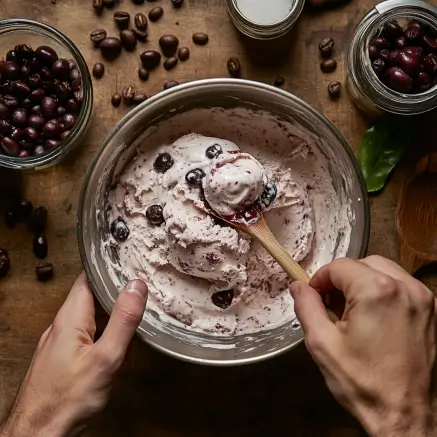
top-left (202, 151), bottom-right (310, 283)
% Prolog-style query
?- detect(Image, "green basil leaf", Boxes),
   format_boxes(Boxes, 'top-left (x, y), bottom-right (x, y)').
top-left (358, 122), bottom-right (412, 193)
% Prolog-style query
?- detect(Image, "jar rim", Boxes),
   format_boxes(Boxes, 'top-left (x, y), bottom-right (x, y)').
top-left (0, 19), bottom-right (93, 171)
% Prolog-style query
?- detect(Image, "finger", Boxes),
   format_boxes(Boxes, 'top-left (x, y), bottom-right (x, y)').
top-left (96, 280), bottom-right (148, 366)
top-left (310, 258), bottom-right (378, 298)
top-left (54, 272), bottom-right (96, 336)
top-left (290, 282), bottom-right (338, 338)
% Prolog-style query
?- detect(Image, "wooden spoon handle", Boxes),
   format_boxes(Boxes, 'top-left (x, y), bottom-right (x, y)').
top-left (247, 218), bottom-right (310, 283)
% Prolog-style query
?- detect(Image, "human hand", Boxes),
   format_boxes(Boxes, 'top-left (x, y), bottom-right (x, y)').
top-left (0, 273), bottom-right (148, 437)
top-left (291, 256), bottom-right (436, 437)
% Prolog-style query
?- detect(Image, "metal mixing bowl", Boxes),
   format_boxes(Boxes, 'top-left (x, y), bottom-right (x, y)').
top-left (78, 79), bottom-right (370, 366)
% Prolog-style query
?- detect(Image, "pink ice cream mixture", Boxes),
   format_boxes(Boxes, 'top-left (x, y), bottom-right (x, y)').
top-left (104, 111), bottom-right (351, 336)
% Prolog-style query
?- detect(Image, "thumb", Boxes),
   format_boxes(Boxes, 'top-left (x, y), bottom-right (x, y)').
top-left (96, 280), bottom-right (148, 366)
top-left (290, 282), bottom-right (338, 356)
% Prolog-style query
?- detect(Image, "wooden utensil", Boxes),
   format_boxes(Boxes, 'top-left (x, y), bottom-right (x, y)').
top-left (396, 153), bottom-right (437, 274)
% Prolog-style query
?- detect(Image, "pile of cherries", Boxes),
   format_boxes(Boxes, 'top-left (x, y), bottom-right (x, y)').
top-left (369, 19), bottom-right (437, 94)
top-left (0, 44), bottom-right (82, 158)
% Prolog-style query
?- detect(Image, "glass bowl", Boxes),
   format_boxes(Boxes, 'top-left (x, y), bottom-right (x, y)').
top-left (0, 19), bottom-right (93, 171)
top-left (78, 79), bottom-right (370, 366)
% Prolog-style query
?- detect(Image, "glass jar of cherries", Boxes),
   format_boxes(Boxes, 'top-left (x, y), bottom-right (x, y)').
top-left (347, 0), bottom-right (437, 117)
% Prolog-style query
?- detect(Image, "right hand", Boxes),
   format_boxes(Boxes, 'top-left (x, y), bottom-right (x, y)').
top-left (290, 256), bottom-right (436, 437)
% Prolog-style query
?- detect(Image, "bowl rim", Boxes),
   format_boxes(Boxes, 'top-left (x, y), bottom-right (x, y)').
top-left (0, 18), bottom-right (93, 171)
top-left (78, 78), bottom-right (370, 366)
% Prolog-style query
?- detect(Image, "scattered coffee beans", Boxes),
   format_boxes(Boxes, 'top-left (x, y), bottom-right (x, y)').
top-left (114, 11), bottom-right (130, 30)
top-left (140, 50), bottom-right (161, 69)
top-left (328, 81), bottom-right (341, 98)
top-left (178, 47), bottom-right (190, 61)
top-left (163, 80), bottom-right (179, 89)
top-left (138, 68), bottom-right (149, 81)
top-left (319, 37), bottom-right (334, 57)
top-left (103, 0), bottom-right (116, 7)
top-left (111, 93), bottom-right (122, 107)
top-left (33, 234), bottom-right (48, 259)
top-left (132, 92), bottom-right (147, 105)
top-left (36, 262), bottom-right (53, 281)
top-left (274, 76), bottom-right (285, 87)
top-left (99, 37), bottom-right (122, 59)
top-left (135, 12), bottom-right (148, 31)
top-left (131, 0), bottom-right (145, 4)
top-left (320, 58), bottom-right (337, 72)
top-left (171, 0), bottom-right (184, 7)
top-left (90, 29), bottom-right (107, 46)
top-left (120, 29), bottom-right (137, 52)
top-left (93, 0), bottom-right (104, 15)
top-left (149, 6), bottom-right (164, 22)
top-left (227, 57), bottom-right (241, 78)
top-left (122, 85), bottom-right (135, 102)
top-left (159, 35), bottom-right (179, 57)
top-left (0, 249), bottom-right (10, 277)
top-left (192, 32), bottom-right (209, 45)
top-left (164, 56), bottom-right (178, 71)
top-left (133, 29), bottom-right (148, 42)
top-left (92, 62), bottom-right (105, 78)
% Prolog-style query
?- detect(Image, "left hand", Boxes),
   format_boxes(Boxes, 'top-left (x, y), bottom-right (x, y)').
top-left (0, 273), bottom-right (148, 437)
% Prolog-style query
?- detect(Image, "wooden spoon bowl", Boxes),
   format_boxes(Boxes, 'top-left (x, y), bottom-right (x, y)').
top-left (396, 153), bottom-right (437, 274)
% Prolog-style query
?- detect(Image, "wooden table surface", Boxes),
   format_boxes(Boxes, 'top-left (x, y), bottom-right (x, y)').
top-left (1, 0), bottom-right (437, 436)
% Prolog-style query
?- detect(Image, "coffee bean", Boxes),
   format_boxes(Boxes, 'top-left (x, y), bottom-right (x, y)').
top-left (149, 6), bottom-right (163, 22)
top-left (372, 58), bottom-right (385, 75)
top-left (6, 50), bottom-right (19, 63)
top-left (33, 234), bottom-right (48, 259)
top-left (164, 56), bottom-right (178, 71)
top-left (22, 98), bottom-right (32, 109)
top-left (29, 206), bottom-right (48, 233)
top-left (319, 37), bottom-right (334, 57)
top-left (15, 44), bottom-right (34, 60)
top-left (163, 80), bottom-right (179, 89)
top-left (132, 0), bottom-right (145, 3)
top-left (10, 128), bottom-right (23, 143)
top-left (57, 106), bottom-right (66, 117)
top-left (178, 47), bottom-right (190, 61)
top-left (29, 57), bottom-right (40, 72)
top-left (111, 93), bottom-right (122, 107)
top-left (35, 46), bottom-right (58, 65)
top-left (397, 51), bottom-right (421, 76)
top-left (67, 59), bottom-right (76, 70)
top-left (99, 37), bottom-right (122, 60)
top-left (28, 114), bottom-right (45, 130)
top-left (114, 11), bottom-right (130, 30)
top-left (20, 62), bottom-right (31, 77)
top-left (138, 68), bottom-right (149, 81)
top-left (120, 29), bottom-right (137, 52)
top-left (62, 113), bottom-right (77, 129)
top-left (394, 35), bottom-right (408, 49)
top-left (93, 0), bottom-right (104, 14)
top-left (385, 66), bottom-right (413, 93)
top-left (383, 20), bottom-right (403, 38)
top-left (24, 126), bottom-right (39, 142)
top-left (417, 71), bottom-right (432, 92)
top-left (171, 0), bottom-right (184, 7)
top-left (28, 73), bottom-right (42, 88)
top-left (13, 80), bottom-right (31, 97)
top-left (328, 81), bottom-right (341, 98)
top-left (66, 98), bottom-right (79, 113)
top-left (192, 32), bottom-right (209, 45)
top-left (56, 81), bottom-right (72, 99)
top-left (1, 137), bottom-right (20, 157)
top-left (423, 53), bottom-right (437, 76)
top-left (43, 119), bottom-right (62, 138)
top-left (133, 29), bottom-right (148, 42)
top-left (103, 0), bottom-right (116, 7)
top-left (135, 12), bottom-right (148, 31)
top-left (140, 50), bottom-right (161, 69)
top-left (0, 119), bottom-right (11, 135)
top-left (274, 76), bottom-right (284, 87)
top-left (90, 29), bottom-right (107, 46)
top-left (227, 57), bottom-right (241, 77)
top-left (320, 58), bottom-right (337, 72)
top-left (19, 200), bottom-right (33, 220)
top-left (122, 85), bottom-right (135, 102)
top-left (30, 88), bottom-right (45, 103)
top-left (36, 262), bottom-right (53, 281)
top-left (92, 62), bottom-right (105, 78)
top-left (132, 92), bottom-right (147, 105)
top-left (5, 210), bottom-right (17, 228)
top-left (52, 59), bottom-right (69, 79)
top-left (11, 109), bottom-right (28, 128)
top-left (46, 139), bottom-right (61, 149)
top-left (34, 145), bottom-right (46, 155)
top-left (146, 205), bottom-right (164, 226)
top-left (4, 95), bottom-right (19, 109)
top-left (0, 249), bottom-right (10, 277)
top-left (159, 35), bottom-right (179, 57)
top-left (69, 68), bottom-right (81, 88)
top-left (40, 66), bottom-right (53, 81)
top-left (1, 61), bottom-right (20, 80)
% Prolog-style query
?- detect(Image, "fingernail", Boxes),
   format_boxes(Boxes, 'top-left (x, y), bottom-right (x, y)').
top-left (289, 282), bottom-right (301, 298)
top-left (125, 280), bottom-right (148, 300)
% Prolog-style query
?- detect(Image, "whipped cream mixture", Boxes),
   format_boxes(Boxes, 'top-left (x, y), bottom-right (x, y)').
top-left (104, 108), bottom-right (352, 336)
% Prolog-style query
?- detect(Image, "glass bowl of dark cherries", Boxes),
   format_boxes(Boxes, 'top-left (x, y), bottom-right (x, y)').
top-left (0, 19), bottom-right (93, 171)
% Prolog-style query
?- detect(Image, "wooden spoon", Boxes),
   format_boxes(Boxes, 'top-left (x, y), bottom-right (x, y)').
top-left (396, 153), bottom-right (437, 274)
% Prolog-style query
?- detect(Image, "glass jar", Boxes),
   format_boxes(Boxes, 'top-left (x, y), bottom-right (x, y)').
top-left (0, 19), bottom-right (93, 171)
top-left (226, 0), bottom-right (305, 40)
top-left (348, 0), bottom-right (437, 117)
